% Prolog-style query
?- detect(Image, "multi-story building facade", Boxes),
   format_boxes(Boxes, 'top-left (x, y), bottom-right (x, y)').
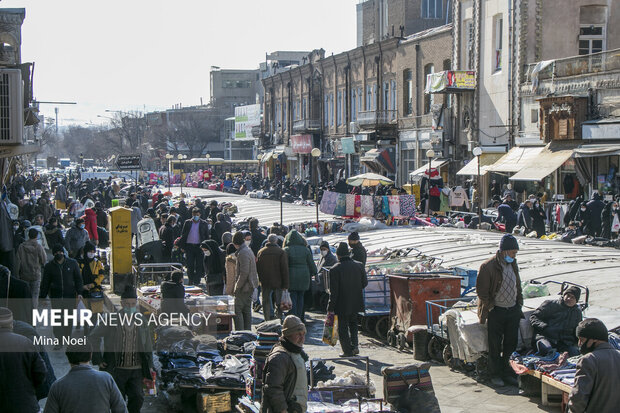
top-left (261, 25), bottom-right (452, 186)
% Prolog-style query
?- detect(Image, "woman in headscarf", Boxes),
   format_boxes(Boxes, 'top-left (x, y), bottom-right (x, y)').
top-left (201, 240), bottom-right (225, 296)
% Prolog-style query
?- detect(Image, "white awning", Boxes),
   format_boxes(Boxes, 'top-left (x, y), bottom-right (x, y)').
top-left (574, 144), bottom-right (620, 157)
top-left (509, 142), bottom-right (577, 181)
top-left (409, 158), bottom-right (449, 177)
top-left (456, 153), bottom-right (505, 176)
top-left (485, 146), bottom-right (545, 174)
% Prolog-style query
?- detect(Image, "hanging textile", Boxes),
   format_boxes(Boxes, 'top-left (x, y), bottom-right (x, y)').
top-left (345, 194), bottom-right (356, 216)
top-left (400, 195), bottom-right (416, 217)
top-left (388, 196), bottom-right (401, 217)
top-left (382, 196), bottom-right (391, 216)
top-left (361, 196), bottom-right (374, 217)
top-left (374, 196), bottom-right (385, 219)
top-left (333, 193), bottom-right (347, 216)
top-left (354, 195), bottom-right (362, 218)
top-left (319, 191), bottom-right (338, 215)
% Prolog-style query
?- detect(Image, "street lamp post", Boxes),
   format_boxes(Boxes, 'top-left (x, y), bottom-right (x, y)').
top-left (273, 152), bottom-right (283, 226)
top-left (472, 147), bottom-right (483, 229)
top-left (311, 148), bottom-right (322, 230)
top-left (425, 149), bottom-right (435, 215)
top-left (165, 154), bottom-right (173, 193)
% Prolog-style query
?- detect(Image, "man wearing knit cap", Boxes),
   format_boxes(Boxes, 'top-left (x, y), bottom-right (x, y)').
top-left (476, 234), bottom-right (523, 387)
top-left (327, 242), bottom-right (368, 357)
top-left (261, 315), bottom-right (308, 413)
top-left (568, 318), bottom-right (620, 412)
top-left (348, 231), bottom-right (367, 266)
top-left (530, 286), bottom-right (582, 356)
top-left (0, 307), bottom-right (48, 413)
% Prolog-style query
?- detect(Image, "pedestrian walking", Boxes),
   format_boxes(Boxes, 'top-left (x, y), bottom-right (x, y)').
top-left (567, 318), bottom-right (620, 413)
top-left (283, 230), bottom-right (317, 321)
top-left (261, 315), bottom-right (308, 413)
top-left (64, 217), bottom-right (90, 259)
top-left (15, 228), bottom-right (47, 308)
top-left (40, 244), bottom-right (84, 348)
top-left (257, 234), bottom-right (289, 321)
top-left (0, 307), bottom-right (48, 413)
top-left (83, 207), bottom-right (99, 246)
top-left (249, 218), bottom-right (267, 257)
top-left (586, 192), bottom-right (605, 237)
top-left (201, 239), bottom-right (225, 296)
top-left (179, 207), bottom-right (210, 285)
top-left (348, 231), bottom-right (367, 266)
top-left (327, 242), bottom-right (368, 357)
top-left (212, 212), bottom-right (232, 245)
top-left (44, 217), bottom-right (65, 253)
top-left (495, 200), bottom-right (517, 234)
top-left (158, 215), bottom-right (177, 262)
top-left (43, 341), bottom-right (128, 413)
top-left (224, 243), bottom-right (237, 296)
top-left (517, 199), bottom-right (533, 233)
top-left (232, 231), bottom-right (258, 330)
top-left (476, 234), bottom-right (523, 387)
top-left (79, 242), bottom-right (105, 319)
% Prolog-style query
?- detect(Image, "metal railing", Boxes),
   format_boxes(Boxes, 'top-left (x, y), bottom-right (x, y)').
top-left (357, 110), bottom-right (398, 126)
top-left (292, 118), bottom-right (321, 132)
top-left (525, 48), bottom-right (620, 83)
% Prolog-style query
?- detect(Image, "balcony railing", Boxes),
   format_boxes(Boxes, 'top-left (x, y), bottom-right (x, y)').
top-left (357, 110), bottom-right (398, 127)
top-left (292, 119), bottom-right (321, 132)
top-left (525, 48), bottom-right (620, 83)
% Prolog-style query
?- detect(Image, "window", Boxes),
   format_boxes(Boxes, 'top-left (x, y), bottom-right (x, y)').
top-left (372, 84), bottom-right (377, 111)
top-left (390, 80), bottom-right (397, 119)
top-left (422, 0), bottom-right (442, 19)
top-left (276, 103), bottom-right (281, 129)
top-left (302, 97), bottom-right (307, 120)
top-left (404, 70), bottom-right (413, 115)
top-left (283, 102), bottom-right (287, 131)
top-left (493, 15), bottom-right (503, 72)
top-left (351, 89), bottom-right (357, 121)
top-left (337, 90), bottom-right (342, 126)
top-left (357, 87), bottom-right (363, 116)
top-left (465, 20), bottom-right (474, 70)
top-left (329, 93), bottom-right (334, 126)
top-left (579, 25), bottom-right (605, 55)
top-left (531, 109), bottom-right (538, 124)
top-left (383, 81), bottom-right (389, 112)
top-left (423, 64), bottom-right (434, 114)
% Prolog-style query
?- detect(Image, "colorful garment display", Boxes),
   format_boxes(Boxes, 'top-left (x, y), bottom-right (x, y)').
top-left (382, 196), bottom-right (391, 216)
top-left (319, 191), bottom-right (338, 215)
top-left (388, 196), bottom-right (400, 217)
top-left (345, 194), bottom-right (356, 216)
top-left (354, 195), bottom-right (362, 218)
top-left (374, 196), bottom-right (385, 219)
top-left (333, 194), bottom-right (347, 216)
top-left (361, 195), bottom-right (374, 217)
top-left (399, 195), bottom-right (416, 217)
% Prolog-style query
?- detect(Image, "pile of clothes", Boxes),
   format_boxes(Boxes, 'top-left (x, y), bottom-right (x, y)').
top-left (510, 351), bottom-right (580, 386)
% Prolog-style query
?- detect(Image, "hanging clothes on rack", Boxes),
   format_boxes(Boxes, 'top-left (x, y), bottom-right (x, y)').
top-left (439, 187), bottom-right (452, 212)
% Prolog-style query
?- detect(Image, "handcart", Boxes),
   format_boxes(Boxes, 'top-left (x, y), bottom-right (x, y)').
top-left (359, 275), bottom-right (391, 339)
top-left (309, 356), bottom-right (372, 403)
top-left (453, 266), bottom-right (478, 296)
top-left (386, 271), bottom-right (462, 350)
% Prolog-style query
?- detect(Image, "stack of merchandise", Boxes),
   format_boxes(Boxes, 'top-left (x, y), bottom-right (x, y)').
top-left (247, 331), bottom-right (279, 400)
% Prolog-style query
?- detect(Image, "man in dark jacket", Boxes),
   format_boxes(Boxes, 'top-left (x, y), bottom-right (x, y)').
top-left (90, 286), bottom-right (153, 413)
top-left (327, 242), bottom-right (368, 357)
top-left (212, 213), bottom-right (232, 246)
top-left (317, 241), bottom-right (337, 272)
top-left (568, 318), bottom-right (620, 413)
top-left (0, 307), bottom-right (48, 413)
top-left (257, 234), bottom-right (289, 321)
top-left (40, 244), bottom-right (83, 347)
top-left (208, 200), bottom-right (221, 224)
top-left (44, 217), bottom-right (65, 253)
top-left (249, 218), bottom-right (267, 257)
top-left (0, 264), bottom-right (33, 324)
top-left (476, 234), bottom-right (523, 387)
top-left (261, 315), bottom-right (308, 413)
top-left (158, 215), bottom-right (177, 262)
top-left (530, 286), bottom-right (582, 356)
top-left (179, 208), bottom-right (210, 285)
top-left (495, 202), bottom-right (518, 234)
top-left (586, 192), bottom-right (605, 236)
top-left (348, 231), bottom-right (367, 266)
top-left (160, 270), bottom-right (189, 316)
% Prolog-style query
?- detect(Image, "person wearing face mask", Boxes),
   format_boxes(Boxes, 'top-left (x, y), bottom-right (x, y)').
top-left (575, 201), bottom-right (591, 233)
top-left (40, 244), bottom-right (84, 348)
top-left (44, 216), bottom-right (64, 252)
top-left (567, 318), bottom-right (620, 413)
top-left (12, 220), bottom-right (25, 250)
top-left (89, 286), bottom-right (154, 413)
top-left (64, 217), bottom-right (90, 259)
top-left (317, 241), bottom-right (337, 272)
top-left (476, 234), bottom-right (523, 387)
top-left (529, 286), bottom-right (582, 356)
top-left (78, 242), bottom-right (105, 321)
top-left (179, 208), bottom-right (210, 286)
top-left (256, 234), bottom-right (289, 322)
top-left (201, 240), bottom-right (225, 296)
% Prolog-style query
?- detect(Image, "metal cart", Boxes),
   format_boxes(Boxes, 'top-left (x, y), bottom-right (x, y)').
top-left (359, 275), bottom-right (391, 339)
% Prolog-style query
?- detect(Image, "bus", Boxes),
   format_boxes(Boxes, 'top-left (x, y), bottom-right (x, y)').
top-left (171, 158), bottom-right (259, 178)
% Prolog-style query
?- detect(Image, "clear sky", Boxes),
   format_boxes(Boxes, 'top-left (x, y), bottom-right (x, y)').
top-left (1, 0), bottom-right (358, 127)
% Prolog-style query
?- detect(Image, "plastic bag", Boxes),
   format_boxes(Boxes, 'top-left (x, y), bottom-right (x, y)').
top-left (322, 313), bottom-right (338, 346)
top-left (280, 289), bottom-right (292, 311)
top-left (521, 282), bottom-right (550, 299)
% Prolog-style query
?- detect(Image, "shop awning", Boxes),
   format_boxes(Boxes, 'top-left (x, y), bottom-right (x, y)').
top-left (361, 148), bottom-right (396, 174)
top-left (456, 153), bottom-right (505, 176)
top-left (574, 144), bottom-right (620, 157)
top-left (409, 158), bottom-right (449, 177)
top-left (485, 146), bottom-right (544, 174)
top-left (260, 151), bottom-right (273, 163)
top-left (509, 142), bottom-right (577, 181)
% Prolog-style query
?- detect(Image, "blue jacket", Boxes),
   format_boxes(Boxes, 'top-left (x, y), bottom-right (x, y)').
top-left (496, 204), bottom-right (517, 224)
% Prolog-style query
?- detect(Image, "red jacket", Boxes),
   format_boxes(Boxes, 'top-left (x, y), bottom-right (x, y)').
top-left (83, 208), bottom-right (98, 241)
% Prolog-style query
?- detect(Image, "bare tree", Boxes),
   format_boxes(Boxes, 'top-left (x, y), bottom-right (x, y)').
top-left (106, 111), bottom-right (147, 153)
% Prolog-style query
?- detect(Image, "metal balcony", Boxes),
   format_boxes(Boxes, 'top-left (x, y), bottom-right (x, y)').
top-left (525, 48), bottom-right (620, 83)
top-left (356, 110), bottom-right (398, 129)
top-left (292, 119), bottom-right (321, 133)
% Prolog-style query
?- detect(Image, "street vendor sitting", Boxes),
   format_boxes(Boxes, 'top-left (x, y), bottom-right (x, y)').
top-left (160, 270), bottom-right (189, 316)
top-left (529, 286), bottom-right (583, 356)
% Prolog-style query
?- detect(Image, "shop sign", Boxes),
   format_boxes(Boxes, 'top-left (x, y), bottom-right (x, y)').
top-left (341, 137), bottom-right (356, 154)
top-left (290, 134), bottom-right (312, 154)
top-left (425, 70), bottom-right (476, 93)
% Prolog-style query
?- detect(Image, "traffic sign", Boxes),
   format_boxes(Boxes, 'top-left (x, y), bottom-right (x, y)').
top-left (116, 154), bottom-right (142, 170)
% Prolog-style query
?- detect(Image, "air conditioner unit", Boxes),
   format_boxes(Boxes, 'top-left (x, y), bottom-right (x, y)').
top-left (0, 68), bottom-right (23, 145)
top-left (349, 122), bottom-right (359, 133)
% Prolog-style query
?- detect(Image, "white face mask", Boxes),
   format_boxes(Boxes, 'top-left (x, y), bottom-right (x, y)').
top-left (87, 252), bottom-right (96, 259)
top-left (245, 240), bottom-right (252, 247)
top-left (321, 250), bottom-right (328, 257)
top-left (203, 249), bottom-right (211, 257)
